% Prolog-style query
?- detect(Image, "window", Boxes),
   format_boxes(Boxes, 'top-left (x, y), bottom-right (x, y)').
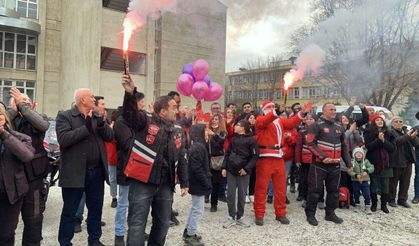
top-left (288, 87), bottom-right (300, 99)
top-left (275, 90), bottom-right (282, 99)
top-left (0, 79), bottom-right (36, 103)
top-left (0, 32), bottom-right (37, 70)
top-left (17, 0), bottom-right (38, 19)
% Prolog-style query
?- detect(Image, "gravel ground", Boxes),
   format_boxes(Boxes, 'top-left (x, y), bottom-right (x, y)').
top-left (16, 180), bottom-right (419, 246)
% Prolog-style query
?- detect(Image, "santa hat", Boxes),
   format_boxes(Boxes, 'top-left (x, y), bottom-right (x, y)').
top-left (369, 114), bottom-right (381, 124)
top-left (260, 100), bottom-right (275, 114)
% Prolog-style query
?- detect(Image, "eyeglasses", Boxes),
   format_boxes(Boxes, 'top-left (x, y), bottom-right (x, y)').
top-left (393, 120), bottom-right (403, 123)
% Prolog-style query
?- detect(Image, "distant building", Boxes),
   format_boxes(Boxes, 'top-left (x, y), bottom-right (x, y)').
top-left (225, 58), bottom-right (345, 111)
top-left (0, 0), bottom-right (226, 117)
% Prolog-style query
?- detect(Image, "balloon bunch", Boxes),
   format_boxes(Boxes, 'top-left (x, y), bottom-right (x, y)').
top-left (176, 59), bottom-right (223, 101)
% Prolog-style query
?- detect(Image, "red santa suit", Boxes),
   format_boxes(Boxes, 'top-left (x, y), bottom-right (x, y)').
top-left (254, 101), bottom-right (304, 219)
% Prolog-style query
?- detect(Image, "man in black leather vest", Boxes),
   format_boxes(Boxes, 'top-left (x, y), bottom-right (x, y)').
top-left (121, 75), bottom-right (188, 246)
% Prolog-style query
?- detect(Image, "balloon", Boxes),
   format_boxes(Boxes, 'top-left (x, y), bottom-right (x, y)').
top-left (204, 82), bottom-right (223, 101)
top-left (203, 75), bottom-right (211, 86)
top-left (182, 63), bottom-right (193, 75)
top-left (192, 59), bottom-right (209, 81)
top-left (176, 74), bottom-right (194, 96)
top-left (192, 81), bottom-right (209, 101)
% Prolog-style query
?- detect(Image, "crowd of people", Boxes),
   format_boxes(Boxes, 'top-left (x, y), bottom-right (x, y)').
top-left (0, 75), bottom-right (418, 246)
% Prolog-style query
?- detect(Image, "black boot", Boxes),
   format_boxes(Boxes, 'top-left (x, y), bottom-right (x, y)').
top-left (381, 193), bottom-right (389, 214)
top-left (371, 193), bottom-right (377, 212)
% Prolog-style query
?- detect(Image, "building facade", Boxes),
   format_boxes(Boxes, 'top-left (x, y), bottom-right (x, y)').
top-left (0, 0), bottom-right (226, 117)
top-left (225, 59), bottom-right (345, 112)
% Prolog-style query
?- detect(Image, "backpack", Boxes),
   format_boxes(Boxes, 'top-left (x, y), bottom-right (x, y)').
top-left (339, 186), bottom-right (350, 209)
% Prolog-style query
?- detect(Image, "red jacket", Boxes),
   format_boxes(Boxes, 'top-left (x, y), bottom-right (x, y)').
top-left (255, 111), bottom-right (303, 159)
top-left (283, 128), bottom-right (297, 161)
top-left (295, 128), bottom-right (313, 164)
top-left (105, 140), bottom-right (117, 166)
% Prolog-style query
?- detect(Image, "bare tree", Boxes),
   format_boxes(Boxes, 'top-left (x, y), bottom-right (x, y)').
top-left (291, 0), bottom-right (419, 110)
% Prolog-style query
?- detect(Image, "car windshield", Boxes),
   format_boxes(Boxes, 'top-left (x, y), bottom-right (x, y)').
top-left (45, 121), bottom-right (58, 145)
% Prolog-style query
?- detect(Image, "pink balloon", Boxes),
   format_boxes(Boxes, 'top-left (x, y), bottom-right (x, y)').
top-left (192, 59), bottom-right (209, 81)
top-left (177, 74), bottom-right (194, 96)
top-left (204, 82), bottom-right (223, 101)
top-left (192, 81), bottom-right (209, 101)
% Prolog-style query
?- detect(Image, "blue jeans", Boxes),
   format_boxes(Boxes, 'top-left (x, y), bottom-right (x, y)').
top-left (415, 159), bottom-right (419, 198)
top-left (58, 167), bottom-right (104, 246)
top-left (115, 185), bottom-right (129, 237)
top-left (127, 179), bottom-right (173, 246)
top-left (352, 181), bottom-right (371, 205)
top-left (186, 195), bottom-right (205, 236)
top-left (109, 165), bottom-right (117, 198)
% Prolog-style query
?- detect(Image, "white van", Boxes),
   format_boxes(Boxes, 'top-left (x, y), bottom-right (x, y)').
top-left (315, 105), bottom-right (393, 121)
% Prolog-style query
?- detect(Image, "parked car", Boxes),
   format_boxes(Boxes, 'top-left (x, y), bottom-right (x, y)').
top-left (315, 105), bottom-right (393, 121)
top-left (43, 120), bottom-right (60, 186)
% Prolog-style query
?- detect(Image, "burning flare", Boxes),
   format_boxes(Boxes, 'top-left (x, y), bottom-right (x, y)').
top-left (123, 18), bottom-right (135, 52)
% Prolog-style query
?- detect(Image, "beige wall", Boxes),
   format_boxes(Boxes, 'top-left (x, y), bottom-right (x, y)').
top-left (1, 1), bottom-right (227, 117)
top-left (158, 0), bottom-right (227, 110)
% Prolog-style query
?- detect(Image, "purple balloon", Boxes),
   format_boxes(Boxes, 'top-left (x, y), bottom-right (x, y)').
top-left (182, 63), bottom-right (193, 75)
top-left (192, 81), bottom-right (209, 101)
top-left (204, 82), bottom-right (223, 102)
top-left (177, 74), bottom-right (194, 96)
top-left (203, 75), bottom-right (211, 86)
top-left (192, 59), bottom-right (209, 81)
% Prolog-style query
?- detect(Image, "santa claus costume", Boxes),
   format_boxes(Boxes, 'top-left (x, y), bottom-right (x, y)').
top-left (253, 100), bottom-right (305, 225)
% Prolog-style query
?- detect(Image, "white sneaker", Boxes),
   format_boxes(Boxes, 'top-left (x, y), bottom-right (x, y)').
top-left (222, 217), bottom-right (236, 229)
top-left (249, 195), bottom-right (254, 203)
top-left (236, 217), bottom-right (250, 228)
top-left (245, 195), bottom-right (251, 204)
top-left (364, 205), bottom-right (372, 215)
top-left (353, 204), bottom-right (361, 213)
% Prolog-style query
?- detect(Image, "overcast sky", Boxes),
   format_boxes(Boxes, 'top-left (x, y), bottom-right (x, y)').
top-left (219, 0), bottom-right (311, 72)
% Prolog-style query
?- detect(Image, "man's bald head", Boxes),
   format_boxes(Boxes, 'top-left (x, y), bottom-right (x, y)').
top-left (73, 88), bottom-right (95, 111)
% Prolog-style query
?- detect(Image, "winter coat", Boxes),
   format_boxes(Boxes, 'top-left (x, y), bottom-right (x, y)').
top-left (0, 129), bottom-right (34, 204)
top-left (188, 124), bottom-right (212, 196)
top-left (222, 133), bottom-right (259, 176)
top-left (283, 128), bottom-right (297, 161)
top-left (56, 106), bottom-right (114, 188)
top-left (389, 127), bottom-right (419, 168)
top-left (122, 89), bottom-right (188, 189)
top-left (295, 128), bottom-right (313, 164)
top-left (13, 103), bottom-right (50, 182)
top-left (350, 147), bottom-right (374, 182)
top-left (114, 115), bottom-right (132, 186)
top-left (364, 128), bottom-right (395, 177)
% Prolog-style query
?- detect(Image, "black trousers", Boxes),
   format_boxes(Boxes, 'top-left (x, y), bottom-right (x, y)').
top-left (298, 164), bottom-right (310, 200)
top-left (248, 167), bottom-right (256, 196)
top-left (21, 178), bottom-right (47, 246)
top-left (389, 165), bottom-right (413, 203)
top-left (210, 170), bottom-right (223, 206)
top-left (305, 163), bottom-right (340, 217)
top-left (0, 192), bottom-right (24, 246)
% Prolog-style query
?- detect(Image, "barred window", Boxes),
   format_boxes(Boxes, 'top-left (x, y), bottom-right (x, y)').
top-left (0, 32), bottom-right (37, 70)
top-left (0, 79), bottom-right (36, 103)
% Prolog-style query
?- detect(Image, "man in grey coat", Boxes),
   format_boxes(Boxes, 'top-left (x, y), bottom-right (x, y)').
top-left (56, 88), bottom-right (113, 246)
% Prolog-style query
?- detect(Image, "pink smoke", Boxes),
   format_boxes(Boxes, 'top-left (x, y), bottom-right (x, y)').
top-left (123, 0), bottom-right (177, 51)
top-left (283, 44), bottom-right (325, 90)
